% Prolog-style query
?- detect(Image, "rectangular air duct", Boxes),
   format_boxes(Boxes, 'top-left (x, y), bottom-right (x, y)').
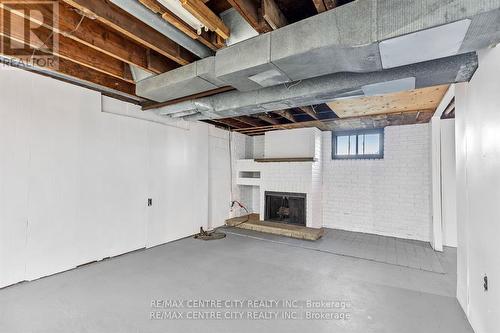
top-left (379, 20), bottom-right (472, 69)
top-left (136, 57), bottom-right (226, 102)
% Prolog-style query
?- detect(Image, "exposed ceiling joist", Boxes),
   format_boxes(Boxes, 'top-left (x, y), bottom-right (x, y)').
top-left (0, 44), bottom-right (135, 96)
top-left (138, 0), bottom-right (220, 51)
top-left (0, 11), bottom-right (133, 83)
top-left (231, 109), bottom-right (435, 135)
top-left (255, 113), bottom-right (282, 125)
top-left (61, 0), bottom-right (197, 65)
top-left (216, 84), bottom-right (447, 135)
top-left (262, 0), bottom-right (288, 30)
top-left (274, 110), bottom-right (297, 123)
top-left (0, 55), bottom-right (141, 105)
top-left (225, 0), bottom-right (272, 33)
top-left (180, 0), bottom-right (230, 40)
top-left (323, 0), bottom-right (338, 10)
top-left (441, 98), bottom-right (456, 119)
top-left (311, 0), bottom-right (326, 13)
top-left (298, 106), bottom-right (319, 120)
top-left (234, 116), bottom-right (264, 127)
top-left (211, 118), bottom-right (248, 129)
top-left (14, 2), bottom-right (177, 74)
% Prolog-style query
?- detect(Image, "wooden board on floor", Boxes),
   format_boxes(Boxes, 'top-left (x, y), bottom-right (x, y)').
top-left (327, 85), bottom-right (449, 118)
top-left (225, 215), bottom-right (324, 241)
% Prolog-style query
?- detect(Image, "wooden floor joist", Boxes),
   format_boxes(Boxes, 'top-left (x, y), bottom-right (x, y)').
top-left (229, 109), bottom-right (435, 135)
top-left (226, 0), bottom-right (272, 33)
top-left (10, 2), bottom-right (178, 74)
top-left (262, 0), bottom-right (288, 29)
top-left (255, 113), bottom-right (283, 125)
top-left (274, 110), bottom-right (297, 123)
top-left (311, 0), bottom-right (327, 13)
top-left (138, 0), bottom-right (220, 51)
top-left (180, 0), bottom-right (230, 40)
top-left (61, 0), bottom-right (197, 65)
top-left (0, 48), bottom-right (136, 97)
top-left (0, 12), bottom-right (133, 82)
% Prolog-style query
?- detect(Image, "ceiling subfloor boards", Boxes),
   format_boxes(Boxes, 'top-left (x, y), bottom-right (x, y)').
top-left (327, 85), bottom-right (449, 118)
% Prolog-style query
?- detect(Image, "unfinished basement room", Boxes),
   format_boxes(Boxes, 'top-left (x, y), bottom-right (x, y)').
top-left (1, 0), bottom-right (499, 332)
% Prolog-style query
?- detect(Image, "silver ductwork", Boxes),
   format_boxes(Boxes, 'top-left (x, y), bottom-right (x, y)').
top-left (138, 0), bottom-right (500, 119)
top-left (154, 53), bottom-right (478, 120)
top-left (109, 0), bottom-right (213, 59)
top-left (137, 56), bottom-right (226, 102)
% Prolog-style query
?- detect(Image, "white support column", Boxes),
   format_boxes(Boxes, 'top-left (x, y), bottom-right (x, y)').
top-left (431, 116), bottom-right (443, 251)
top-left (430, 85), bottom-right (455, 251)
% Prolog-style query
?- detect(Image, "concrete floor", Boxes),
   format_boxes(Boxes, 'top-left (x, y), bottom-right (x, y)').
top-left (0, 230), bottom-right (472, 333)
top-left (227, 228), bottom-right (445, 273)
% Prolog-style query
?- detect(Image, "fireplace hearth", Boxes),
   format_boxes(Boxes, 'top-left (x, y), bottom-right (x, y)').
top-left (264, 191), bottom-right (306, 226)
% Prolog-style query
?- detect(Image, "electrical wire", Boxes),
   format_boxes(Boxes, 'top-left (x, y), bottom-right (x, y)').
top-left (30, 9), bottom-right (86, 63)
top-left (284, 80), bottom-right (302, 90)
top-left (194, 130), bottom-right (251, 241)
top-left (194, 200), bottom-right (250, 241)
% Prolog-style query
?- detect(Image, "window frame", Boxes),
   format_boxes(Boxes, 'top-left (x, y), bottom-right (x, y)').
top-left (331, 128), bottom-right (384, 160)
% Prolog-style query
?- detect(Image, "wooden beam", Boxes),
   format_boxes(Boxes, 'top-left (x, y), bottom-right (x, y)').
top-left (0, 42), bottom-right (135, 95)
top-left (323, 0), bottom-right (338, 10)
top-left (208, 119), bottom-right (235, 129)
top-left (138, 0), bottom-right (219, 51)
top-left (441, 99), bottom-right (455, 118)
top-left (226, 0), bottom-right (272, 33)
top-left (274, 110), bottom-right (297, 123)
top-left (138, 0), bottom-right (163, 13)
top-left (56, 57), bottom-right (136, 95)
top-left (262, 0), bottom-right (287, 30)
top-left (255, 113), bottom-right (282, 125)
top-left (0, 10), bottom-right (133, 82)
top-left (234, 116), bottom-right (263, 127)
top-left (211, 118), bottom-right (248, 129)
top-left (298, 106), bottom-right (319, 120)
top-left (12, 2), bottom-right (177, 74)
top-left (62, 0), bottom-right (197, 65)
top-left (180, 0), bottom-right (230, 40)
top-left (311, 0), bottom-right (326, 13)
top-left (234, 109), bottom-right (435, 134)
top-left (0, 55), bottom-right (141, 104)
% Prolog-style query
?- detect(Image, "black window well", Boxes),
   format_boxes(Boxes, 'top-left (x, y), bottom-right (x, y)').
top-left (332, 129), bottom-right (384, 159)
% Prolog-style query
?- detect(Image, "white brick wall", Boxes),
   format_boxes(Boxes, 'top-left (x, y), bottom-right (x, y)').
top-left (258, 128), bottom-right (323, 228)
top-left (322, 124), bottom-right (432, 241)
top-left (253, 135), bottom-right (265, 158)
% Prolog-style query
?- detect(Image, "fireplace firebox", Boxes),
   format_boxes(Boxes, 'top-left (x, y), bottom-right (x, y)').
top-left (264, 191), bottom-right (306, 226)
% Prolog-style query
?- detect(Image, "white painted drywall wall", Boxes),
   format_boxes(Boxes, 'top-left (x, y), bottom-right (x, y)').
top-left (440, 119), bottom-right (457, 247)
top-left (455, 46), bottom-right (500, 333)
top-left (0, 66), bottom-right (227, 288)
top-left (208, 127), bottom-right (231, 229)
top-left (0, 68), bottom-right (32, 287)
top-left (322, 124), bottom-right (432, 241)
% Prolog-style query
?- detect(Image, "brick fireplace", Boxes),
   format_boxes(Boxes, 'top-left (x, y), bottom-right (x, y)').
top-left (265, 191), bottom-right (307, 225)
top-left (236, 127), bottom-right (323, 229)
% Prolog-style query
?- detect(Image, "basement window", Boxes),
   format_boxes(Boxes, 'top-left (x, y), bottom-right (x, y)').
top-left (332, 129), bottom-right (384, 159)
